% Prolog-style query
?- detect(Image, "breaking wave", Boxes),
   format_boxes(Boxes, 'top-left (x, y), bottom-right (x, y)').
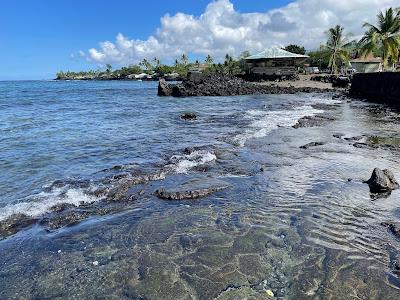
top-left (0, 187), bottom-right (99, 221)
top-left (167, 150), bottom-right (217, 173)
top-left (233, 105), bottom-right (325, 146)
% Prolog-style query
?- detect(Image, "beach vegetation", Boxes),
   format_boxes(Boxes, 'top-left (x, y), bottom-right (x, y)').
top-left (358, 7), bottom-right (400, 70)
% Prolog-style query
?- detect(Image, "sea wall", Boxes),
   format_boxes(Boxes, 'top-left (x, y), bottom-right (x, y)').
top-left (350, 72), bottom-right (400, 108)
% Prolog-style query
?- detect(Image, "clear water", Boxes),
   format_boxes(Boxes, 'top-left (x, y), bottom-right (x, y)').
top-left (1, 80), bottom-right (400, 299)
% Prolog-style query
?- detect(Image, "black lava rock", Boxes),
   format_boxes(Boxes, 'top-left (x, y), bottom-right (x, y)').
top-left (365, 168), bottom-right (399, 193)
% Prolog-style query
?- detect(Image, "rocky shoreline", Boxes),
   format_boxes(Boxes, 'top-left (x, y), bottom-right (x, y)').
top-left (158, 73), bottom-right (344, 97)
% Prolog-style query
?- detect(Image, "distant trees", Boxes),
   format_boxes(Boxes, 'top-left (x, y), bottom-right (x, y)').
top-left (205, 54), bottom-right (213, 65)
top-left (139, 59), bottom-right (153, 71)
top-left (358, 7), bottom-right (400, 70)
top-left (180, 53), bottom-right (189, 66)
top-left (119, 65), bottom-right (142, 76)
top-left (284, 44), bottom-right (306, 55)
top-left (105, 64), bottom-right (112, 74)
top-left (153, 57), bottom-right (161, 68)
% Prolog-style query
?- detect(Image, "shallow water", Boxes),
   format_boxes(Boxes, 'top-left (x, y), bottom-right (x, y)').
top-left (1, 81), bottom-right (400, 299)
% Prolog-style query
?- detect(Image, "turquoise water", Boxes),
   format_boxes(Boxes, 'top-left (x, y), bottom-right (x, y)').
top-left (1, 80), bottom-right (400, 299)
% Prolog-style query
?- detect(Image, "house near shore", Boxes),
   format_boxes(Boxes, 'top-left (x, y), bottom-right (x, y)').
top-left (244, 48), bottom-right (309, 77)
top-left (189, 63), bottom-right (208, 73)
top-left (350, 54), bottom-right (383, 73)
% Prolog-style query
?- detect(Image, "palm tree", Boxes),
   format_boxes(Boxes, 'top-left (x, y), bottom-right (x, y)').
top-left (106, 64), bottom-right (113, 74)
top-left (223, 54), bottom-right (240, 75)
top-left (324, 25), bottom-right (354, 74)
top-left (139, 58), bottom-right (152, 71)
top-left (205, 54), bottom-right (213, 65)
top-left (359, 7), bottom-right (400, 70)
top-left (180, 53), bottom-right (189, 66)
top-left (153, 57), bottom-right (161, 67)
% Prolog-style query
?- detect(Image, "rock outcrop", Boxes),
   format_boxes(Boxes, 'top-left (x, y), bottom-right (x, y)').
top-left (180, 112), bottom-right (197, 121)
top-left (365, 168), bottom-right (399, 193)
top-left (158, 73), bottom-right (332, 97)
top-left (154, 178), bottom-right (229, 200)
top-left (158, 78), bottom-right (173, 96)
top-left (155, 186), bottom-right (225, 200)
top-left (299, 142), bottom-right (325, 149)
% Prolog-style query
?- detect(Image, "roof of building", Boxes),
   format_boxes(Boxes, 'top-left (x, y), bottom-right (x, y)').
top-left (350, 53), bottom-right (382, 63)
top-left (245, 48), bottom-right (309, 60)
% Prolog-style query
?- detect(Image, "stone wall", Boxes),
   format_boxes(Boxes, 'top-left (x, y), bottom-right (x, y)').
top-left (350, 72), bottom-right (400, 108)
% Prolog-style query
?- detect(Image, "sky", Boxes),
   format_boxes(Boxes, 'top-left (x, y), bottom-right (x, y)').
top-left (0, 0), bottom-right (398, 80)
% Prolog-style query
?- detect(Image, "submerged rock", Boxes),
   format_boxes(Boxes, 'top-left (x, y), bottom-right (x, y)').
top-left (0, 214), bottom-right (36, 238)
top-left (155, 186), bottom-right (226, 200)
top-left (381, 222), bottom-right (400, 238)
top-left (293, 115), bottom-right (335, 128)
top-left (300, 142), bottom-right (325, 149)
top-left (180, 112), bottom-right (197, 121)
top-left (155, 178), bottom-right (229, 200)
top-left (365, 168), bottom-right (399, 193)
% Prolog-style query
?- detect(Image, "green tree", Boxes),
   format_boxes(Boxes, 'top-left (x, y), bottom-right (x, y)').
top-left (223, 54), bottom-right (241, 75)
top-left (106, 64), bottom-right (113, 74)
top-left (307, 48), bottom-right (331, 70)
top-left (284, 45), bottom-right (306, 55)
top-left (139, 59), bottom-right (153, 72)
top-left (205, 54), bottom-right (213, 65)
top-left (153, 57), bottom-right (161, 68)
top-left (324, 25), bottom-right (354, 74)
top-left (180, 53), bottom-right (189, 66)
top-left (238, 51), bottom-right (251, 72)
top-left (358, 7), bottom-right (400, 70)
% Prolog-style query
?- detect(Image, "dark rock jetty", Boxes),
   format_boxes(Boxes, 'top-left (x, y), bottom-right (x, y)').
top-left (158, 73), bottom-right (333, 97)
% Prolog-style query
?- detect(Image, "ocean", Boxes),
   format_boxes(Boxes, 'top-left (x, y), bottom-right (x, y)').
top-left (0, 80), bottom-right (400, 298)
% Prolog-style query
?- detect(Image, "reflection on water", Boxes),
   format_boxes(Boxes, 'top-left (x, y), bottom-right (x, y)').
top-left (0, 81), bottom-right (400, 299)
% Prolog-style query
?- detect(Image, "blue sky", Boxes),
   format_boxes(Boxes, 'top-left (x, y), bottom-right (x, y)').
top-left (0, 0), bottom-right (292, 80)
top-left (0, 0), bottom-right (395, 80)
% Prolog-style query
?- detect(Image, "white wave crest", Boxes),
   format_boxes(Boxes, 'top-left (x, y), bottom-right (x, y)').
top-left (0, 188), bottom-right (99, 221)
top-left (233, 105), bottom-right (324, 146)
top-left (168, 150), bottom-right (217, 174)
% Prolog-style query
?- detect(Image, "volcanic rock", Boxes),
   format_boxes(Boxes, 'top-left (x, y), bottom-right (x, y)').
top-left (365, 168), bottom-right (399, 193)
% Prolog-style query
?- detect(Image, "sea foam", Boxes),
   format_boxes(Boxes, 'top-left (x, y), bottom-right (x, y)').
top-left (0, 187), bottom-right (99, 221)
top-left (233, 105), bottom-right (325, 146)
top-left (168, 150), bottom-right (217, 174)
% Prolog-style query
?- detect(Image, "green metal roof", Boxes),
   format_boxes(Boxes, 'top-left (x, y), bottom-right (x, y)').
top-left (245, 48), bottom-right (309, 60)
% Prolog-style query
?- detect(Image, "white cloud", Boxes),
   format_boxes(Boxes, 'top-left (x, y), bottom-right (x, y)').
top-left (85, 0), bottom-right (399, 64)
